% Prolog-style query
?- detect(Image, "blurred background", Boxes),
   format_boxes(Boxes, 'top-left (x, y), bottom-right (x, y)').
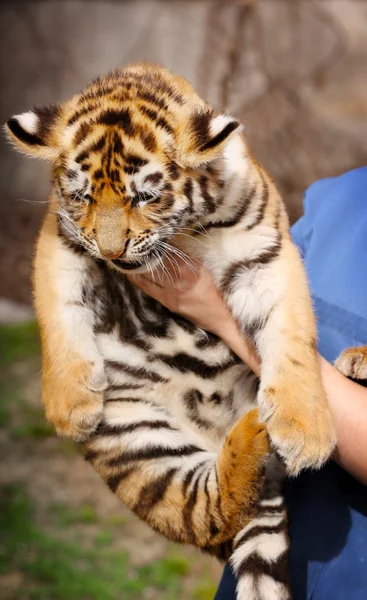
top-left (0, 1), bottom-right (366, 599)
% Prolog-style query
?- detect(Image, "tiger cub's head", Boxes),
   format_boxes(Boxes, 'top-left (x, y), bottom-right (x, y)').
top-left (6, 63), bottom-right (242, 272)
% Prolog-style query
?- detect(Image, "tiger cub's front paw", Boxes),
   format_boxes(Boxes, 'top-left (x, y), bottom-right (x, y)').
top-left (260, 384), bottom-right (336, 476)
top-left (43, 360), bottom-right (107, 442)
top-left (335, 346), bottom-right (367, 380)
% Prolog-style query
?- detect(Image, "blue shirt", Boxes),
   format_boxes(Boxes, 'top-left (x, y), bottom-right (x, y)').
top-left (287, 167), bottom-right (367, 600)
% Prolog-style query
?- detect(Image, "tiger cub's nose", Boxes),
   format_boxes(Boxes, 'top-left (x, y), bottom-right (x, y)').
top-left (101, 250), bottom-right (124, 260)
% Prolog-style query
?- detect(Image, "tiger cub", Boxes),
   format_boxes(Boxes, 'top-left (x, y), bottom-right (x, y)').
top-left (6, 64), bottom-right (336, 600)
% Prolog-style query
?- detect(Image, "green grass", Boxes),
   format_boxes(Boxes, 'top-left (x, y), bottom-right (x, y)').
top-left (94, 530), bottom-right (114, 546)
top-left (0, 321), bottom-right (41, 428)
top-left (0, 485), bottom-right (192, 600)
top-left (105, 514), bottom-right (127, 527)
top-left (51, 503), bottom-right (99, 527)
top-left (11, 421), bottom-right (54, 439)
top-left (193, 578), bottom-right (218, 600)
top-left (0, 382), bottom-right (13, 427)
top-left (0, 321), bottom-right (40, 367)
top-left (0, 381), bottom-right (24, 429)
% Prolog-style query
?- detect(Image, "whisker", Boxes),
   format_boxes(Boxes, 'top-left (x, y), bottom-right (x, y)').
top-left (158, 242), bottom-right (197, 277)
top-left (18, 198), bottom-right (49, 205)
top-left (175, 232), bottom-right (207, 247)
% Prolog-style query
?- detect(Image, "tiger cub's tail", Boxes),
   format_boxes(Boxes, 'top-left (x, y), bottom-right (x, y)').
top-left (230, 455), bottom-right (291, 600)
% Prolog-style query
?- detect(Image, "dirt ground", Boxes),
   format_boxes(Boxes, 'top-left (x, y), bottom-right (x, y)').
top-left (0, 323), bottom-right (220, 600)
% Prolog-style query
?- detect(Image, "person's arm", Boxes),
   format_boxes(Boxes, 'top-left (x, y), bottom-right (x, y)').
top-left (129, 260), bottom-right (367, 485)
top-left (318, 357), bottom-right (367, 484)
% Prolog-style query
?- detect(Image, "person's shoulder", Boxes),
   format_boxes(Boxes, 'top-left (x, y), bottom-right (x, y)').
top-left (304, 166), bottom-right (367, 216)
top-left (291, 167), bottom-right (367, 253)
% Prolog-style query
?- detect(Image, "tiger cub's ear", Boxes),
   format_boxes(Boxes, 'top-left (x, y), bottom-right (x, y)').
top-left (177, 109), bottom-right (243, 169)
top-left (5, 104), bottom-right (62, 160)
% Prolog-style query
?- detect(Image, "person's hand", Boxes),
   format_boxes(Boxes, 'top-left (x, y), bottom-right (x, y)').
top-left (129, 256), bottom-right (231, 335)
top-left (128, 256), bottom-right (261, 375)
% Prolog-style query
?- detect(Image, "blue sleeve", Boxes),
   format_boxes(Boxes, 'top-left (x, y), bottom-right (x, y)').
top-left (290, 175), bottom-right (341, 258)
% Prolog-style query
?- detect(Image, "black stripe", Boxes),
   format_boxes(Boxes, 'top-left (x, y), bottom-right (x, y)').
top-left (135, 467), bottom-right (178, 519)
top-left (184, 389), bottom-right (204, 409)
top-left (67, 106), bottom-right (93, 126)
top-left (84, 450), bottom-right (98, 462)
top-left (108, 444), bottom-right (203, 467)
top-left (209, 519), bottom-right (220, 537)
top-left (154, 352), bottom-right (236, 379)
top-left (199, 121), bottom-right (239, 152)
top-left (235, 521), bottom-right (286, 549)
top-left (182, 466), bottom-right (201, 544)
top-left (183, 178), bottom-right (194, 213)
top-left (140, 129), bottom-right (157, 153)
top-left (136, 91), bottom-right (168, 112)
top-left (199, 175), bottom-right (216, 214)
top-left (236, 550), bottom-right (290, 586)
top-left (123, 72), bottom-right (184, 104)
top-left (215, 465), bottom-right (223, 520)
top-left (245, 171), bottom-right (270, 231)
top-left (36, 104), bottom-right (61, 140)
top-left (183, 389), bottom-right (214, 431)
top-left (190, 111), bottom-right (211, 149)
top-left (156, 116), bottom-right (174, 136)
top-left (96, 420), bottom-right (177, 436)
top-left (106, 360), bottom-right (167, 383)
top-left (243, 316), bottom-right (268, 341)
top-left (7, 118), bottom-right (45, 147)
top-left (90, 135), bottom-right (107, 153)
top-left (143, 172), bottom-right (163, 186)
top-left (97, 108), bottom-right (134, 135)
top-left (220, 237), bottom-right (282, 292)
top-left (160, 193), bottom-right (175, 211)
top-left (74, 122), bottom-right (92, 146)
top-left (195, 333), bottom-right (220, 349)
top-left (75, 149), bottom-right (89, 164)
top-left (109, 168), bottom-right (120, 182)
top-left (124, 279), bottom-right (172, 338)
top-left (257, 504), bottom-right (285, 516)
top-left (203, 470), bottom-right (211, 515)
top-left (167, 161), bottom-right (180, 181)
top-left (107, 467), bottom-right (136, 493)
top-left (138, 105), bottom-right (158, 121)
top-left (108, 383), bottom-right (144, 392)
top-left (274, 204), bottom-right (282, 229)
top-left (104, 397), bottom-right (149, 405)
top-left (124, 154), bottom-right (149, 168)
top-left (205, 183), bottom-right (257, 229)
top-left (57, 218), bottom-right (87, 256)
top-left (182, 460), bottom-right (207, 496)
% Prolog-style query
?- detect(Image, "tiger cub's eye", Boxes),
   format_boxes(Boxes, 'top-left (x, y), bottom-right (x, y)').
top-left (131, 193), bottom-right (156, 207)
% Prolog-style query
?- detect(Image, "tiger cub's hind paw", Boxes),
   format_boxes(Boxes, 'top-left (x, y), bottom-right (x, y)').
top-left (335, 346), bottom-right (367, 381)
